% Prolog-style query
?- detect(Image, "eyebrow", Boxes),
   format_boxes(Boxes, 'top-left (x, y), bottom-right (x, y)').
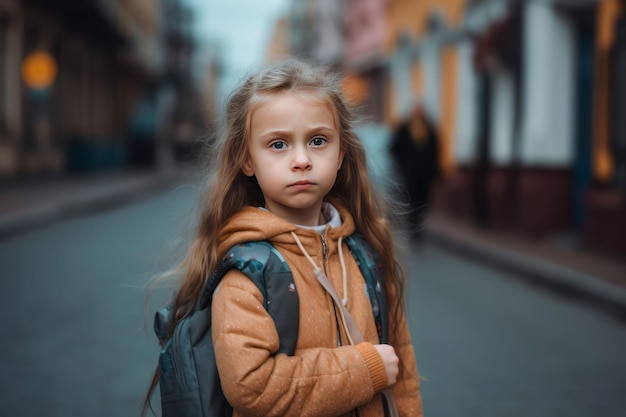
top-left (258, 126), bottom-right (337, 139)
top-left (310, 126), bottom-right (336, 134)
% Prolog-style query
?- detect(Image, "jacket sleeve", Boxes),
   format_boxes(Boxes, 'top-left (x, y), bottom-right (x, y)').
top-left (387, 294), bottom-right (423, 417)
top-left (212, 270), bottom-right (388, 417)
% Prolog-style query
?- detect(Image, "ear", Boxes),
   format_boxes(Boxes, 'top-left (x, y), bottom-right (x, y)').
top-left (242, 158), bottom-right (254, 177)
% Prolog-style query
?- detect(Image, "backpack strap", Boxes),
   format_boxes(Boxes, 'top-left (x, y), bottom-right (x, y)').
top-left (160, 233), bottom-right (387, 354)
top-left (196, 241), bottom-right (300, 356)
top-left (344, 233), bottom-right (390, 344)
top-left (152, 242), bottom-right (300, 417)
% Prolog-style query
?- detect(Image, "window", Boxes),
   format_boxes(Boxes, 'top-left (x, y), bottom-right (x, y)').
top-left (612, 17), bottom-right (626, 189)
top-left (0, 14), bottom-right (8, 136)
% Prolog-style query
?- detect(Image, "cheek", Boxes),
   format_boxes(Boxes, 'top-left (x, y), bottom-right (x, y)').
top-left (253, 163), bottom-right (280, 182)
top-left (322, 160), bottom-right (342, 184)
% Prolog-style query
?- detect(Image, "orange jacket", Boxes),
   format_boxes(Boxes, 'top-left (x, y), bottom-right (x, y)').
top-left (212, 204), bottom-right (422, 417)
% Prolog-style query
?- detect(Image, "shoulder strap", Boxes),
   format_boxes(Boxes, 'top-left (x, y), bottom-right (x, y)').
top-left (344, 233), bottom-right (389, 344)
top-left (196, 241), bottom-right (300, 356)
top-left (312, 246), bottom-right (399, 417)
top-left (169, 234), bottom-right (387, 354)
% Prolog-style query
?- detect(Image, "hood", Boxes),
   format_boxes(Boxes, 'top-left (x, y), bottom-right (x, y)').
top-left (218, 202), bottom-right (356, 256)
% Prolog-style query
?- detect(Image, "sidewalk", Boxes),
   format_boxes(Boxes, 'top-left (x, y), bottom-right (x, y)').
top-left (425, 211), bottom-right (626, 322)
top-left (0, 168), bottom-right (196, 239)
top-left (2, 169), bottom-right (625, 321)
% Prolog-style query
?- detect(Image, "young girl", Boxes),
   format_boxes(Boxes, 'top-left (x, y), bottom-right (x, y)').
top-left (147, 59), bottom-right (423, 416)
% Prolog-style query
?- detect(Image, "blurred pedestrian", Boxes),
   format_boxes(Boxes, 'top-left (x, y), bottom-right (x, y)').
top-left (144, 59), bottom-right (423, 417)
top-left (390, 105), bottom-right (440, 238)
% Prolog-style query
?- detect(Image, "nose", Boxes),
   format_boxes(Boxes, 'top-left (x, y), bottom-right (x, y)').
top-left (291, 145), bottom-right (312, 171)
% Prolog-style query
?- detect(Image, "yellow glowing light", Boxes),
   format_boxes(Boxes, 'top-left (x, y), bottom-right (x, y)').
top-left (21, 51), bottom-right (58, 90)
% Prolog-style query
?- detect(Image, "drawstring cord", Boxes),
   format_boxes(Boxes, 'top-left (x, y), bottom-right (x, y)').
top-left (290, 231), bottom-right (355, 345)
top-left (290, 231), bottom-right (400, 417)
top-left (290, 232), bottom-right (349, 307)
top-left (338, 236), bottom-right (348, 307)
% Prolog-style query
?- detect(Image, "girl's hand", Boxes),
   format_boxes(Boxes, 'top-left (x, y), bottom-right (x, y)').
top-left (374, 344), bottom-right (399, 387)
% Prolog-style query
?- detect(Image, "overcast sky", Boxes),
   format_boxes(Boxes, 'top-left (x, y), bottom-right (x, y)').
top-left (185, 0), bottom-right (290, 100)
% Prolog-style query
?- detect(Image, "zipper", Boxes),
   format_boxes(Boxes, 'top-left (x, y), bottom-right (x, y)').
top-left (320, 234), bottom-right (328, 267)
top-left (321, 234), bottom-right (344, 347)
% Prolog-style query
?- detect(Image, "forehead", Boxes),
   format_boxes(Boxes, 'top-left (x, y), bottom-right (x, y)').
top-left (249, 91), bottom-right (339, 128)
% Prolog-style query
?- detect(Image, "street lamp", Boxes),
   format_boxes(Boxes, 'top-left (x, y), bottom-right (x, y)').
top-left (21, 50), bottom-right (57, 90)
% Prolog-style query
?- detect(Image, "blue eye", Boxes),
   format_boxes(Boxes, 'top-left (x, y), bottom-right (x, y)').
top-left (270, 141), bottom-right (286, 150)
top-left (310, 136), bottom-right (327, 147)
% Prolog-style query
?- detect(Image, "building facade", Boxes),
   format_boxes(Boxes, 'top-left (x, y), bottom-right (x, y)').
top-left (0, 0), bottom-right (215, 176)
top-left (384, 0), bottom-right (626, 257)
top-left (343, 0), bottom-right (388, 122)
top-left (586, 0), bottom-right (626, 256)
top-left (286, 0), bottom-right (344, 66)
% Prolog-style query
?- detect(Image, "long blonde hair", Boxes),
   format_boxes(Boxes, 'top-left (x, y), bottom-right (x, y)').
top-left (144, 58), bottom-right (407, 414)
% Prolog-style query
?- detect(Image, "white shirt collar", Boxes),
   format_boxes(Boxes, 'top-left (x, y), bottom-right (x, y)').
top-left (299, 202), bottom-right (342, 233)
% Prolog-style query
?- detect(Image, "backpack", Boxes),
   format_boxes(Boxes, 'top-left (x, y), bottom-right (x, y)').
top-left (153, 234), bottom-right (388, 417)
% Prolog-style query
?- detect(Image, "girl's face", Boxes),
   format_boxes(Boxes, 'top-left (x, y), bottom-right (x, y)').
top-left (243, 92), bottom-right (344, 226)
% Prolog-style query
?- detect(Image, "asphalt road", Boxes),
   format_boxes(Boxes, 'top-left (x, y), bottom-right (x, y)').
top-left (1, 181), bottom-right (625, 416)
top-left (406, 244), bottom-right (626, 417)
top-left (0, 184), bottom-right (200, 417)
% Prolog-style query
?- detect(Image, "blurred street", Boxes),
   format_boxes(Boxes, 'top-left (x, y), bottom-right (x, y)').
top-left (0, 179), bottom-right (198, 416)
top-left (0, 125), bottom-right (625, 416)
top-left (406, 243), bottom-right (626, 417)
top-left (2, 0), bottom-right (626, 416)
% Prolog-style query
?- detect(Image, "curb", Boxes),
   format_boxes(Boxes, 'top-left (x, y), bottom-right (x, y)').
top-left (0, 171), bottom-right (189, 240)
top-left (427, 227), bottom-right (626, 324)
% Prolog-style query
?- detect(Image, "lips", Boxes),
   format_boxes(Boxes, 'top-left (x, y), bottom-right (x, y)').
top-left (289, 180), bottom-right (315, 189)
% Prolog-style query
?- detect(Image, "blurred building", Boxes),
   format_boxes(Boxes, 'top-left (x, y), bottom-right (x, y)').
top-left (283, 0), bottom-right (387, 117)
top-left (286, 0), bottom-right (344, 66)
top-left (343, 0), bottom-right (388, 122)
top-left (378, 0), bottom-right (626, 258)
top-left (0, 0), bottom-right (218, 177)
top-left (394, 1), bottom-right (626, 254)
top-left (287, 0), bottom-right (317, 62)
top-left (274, 0), bottom-right (626, 258)
top-left (265, 16), bottom-right (291, 63)
top-left (160, 0), bottom-right (218, 164)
